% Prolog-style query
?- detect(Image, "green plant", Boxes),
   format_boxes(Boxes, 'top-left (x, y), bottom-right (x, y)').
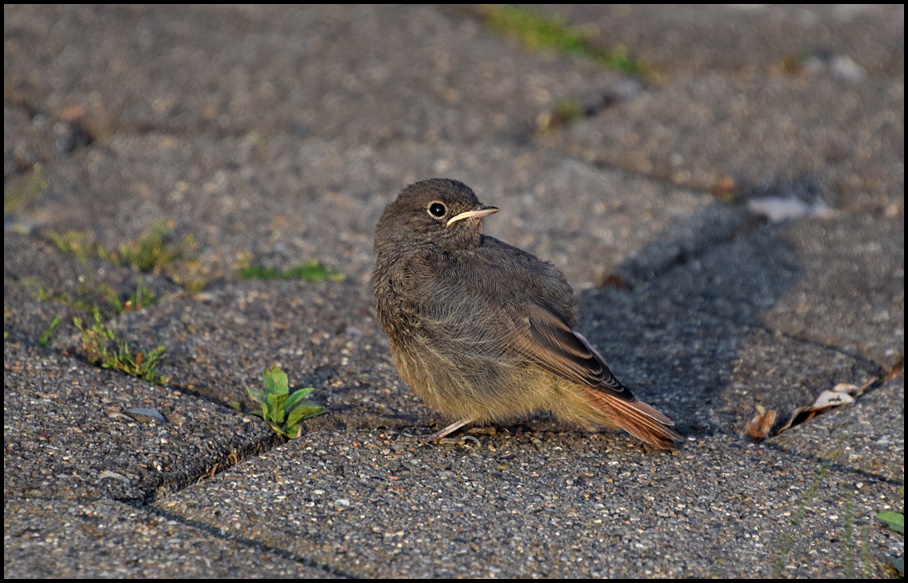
top-left (46, 222), bottom-right (204, 293)
top-left (38, 315), bottom-right (62, 347)
top-left (876, 486), bottom-right (904, 574)
top-left (74, 308), bottom-right (167, 383)
top-left (248, 366), bottom-right (325, 439)
top-left (32, 286), bottom-right (55, 302)
top-left (104, 281), bottom-right (157, 314)
top-left (46, 229), bottom-right (110, 269)
top-left (113, 221), bottom-right (196, 274)
top-left (240, 260), bottom-right (344, 282)
top-left (482, 5), bottom-right (646, 76)
top-left (28, 276), bottom-right (157, 323)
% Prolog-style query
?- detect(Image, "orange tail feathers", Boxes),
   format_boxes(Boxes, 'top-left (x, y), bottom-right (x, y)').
top-left (582, 387), bottom-right (682, 450)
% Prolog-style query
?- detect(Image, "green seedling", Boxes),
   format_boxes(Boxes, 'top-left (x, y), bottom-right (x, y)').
top-left (876, 486), bottom-right (904, 574)
top-left (483, 5), bottom-right (646, 76)
top-left (240, 260), bottom-right (344, 282)
top-left (38, 315), bottom-right (62, 347)
top-left (74, 308), bottom-right (167, 383)
top-left (32, 286), bottom-right (55, 302)
top-left (248, 366), bottom-right (325, 439)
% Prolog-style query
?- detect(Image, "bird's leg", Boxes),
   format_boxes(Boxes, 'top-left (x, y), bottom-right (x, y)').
top-left (399, 417), bottom-right (478, 444)
top-left (426, 418), bottom-right (476, 442)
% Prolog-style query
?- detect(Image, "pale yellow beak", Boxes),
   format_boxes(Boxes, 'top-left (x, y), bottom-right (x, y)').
top-left (446, 206), bottom-right (499, 227)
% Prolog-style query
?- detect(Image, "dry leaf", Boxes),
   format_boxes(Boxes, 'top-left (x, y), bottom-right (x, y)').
top-left (777, 378), bottom-right (875, 434)
top-left (744, 408), bottom-right (777, 442)
top-left (883, 357), bottom-right (904, 382)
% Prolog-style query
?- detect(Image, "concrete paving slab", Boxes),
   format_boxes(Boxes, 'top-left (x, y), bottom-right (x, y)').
top-left (758, 216), bottom-right (903, 369)
top-left (75, 279), bottom-right (393, 428)
top-left (4, 103), bottom-right (90, 183)
top-left (3, 4), bottom-right (614, 145)
top-left (626, 214), bottom-right (904, 369)
top-left (4, 498), bottom-right (336, 578)
top-left (539, 74), bottom-right (904, 213)
top-left (3, 4), bottom-right (903, 579)
top-left (775, 376), bottom-right (904, 483)
top-left (3, 343), bottom-right (273, 503)
top-left (4, 231), bottom-right (183, 345)
top-left (8, 133), bottom-right (749, 288)
top-left (542, 4), bottom-right (904, 76)
top-left (60, 267), bottom-right (885, 467)
top-left (577, 286), bottom-right (882, 441)
top-left (152, 430), bottom-right (903, 578)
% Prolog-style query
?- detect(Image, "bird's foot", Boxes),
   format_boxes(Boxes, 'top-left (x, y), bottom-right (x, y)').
top-left (396, 418), bottom-right (477, 444)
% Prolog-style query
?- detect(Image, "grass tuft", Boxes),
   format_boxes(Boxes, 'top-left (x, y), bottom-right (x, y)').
top-left (240, 260), bottom-right (344, 282)
top-left (483, 5), bottom-right (647, 76)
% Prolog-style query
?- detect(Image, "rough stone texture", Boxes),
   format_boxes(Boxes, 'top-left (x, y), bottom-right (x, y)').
top-left (5, 4), bottom-right (903, 578)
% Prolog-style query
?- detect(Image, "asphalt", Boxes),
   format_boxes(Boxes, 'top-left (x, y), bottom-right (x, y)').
top-left (4, 4), bottom-right (904, 578)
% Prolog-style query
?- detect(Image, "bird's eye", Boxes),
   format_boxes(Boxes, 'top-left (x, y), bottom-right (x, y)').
top-left (427, 202), bottom-right (447, 218)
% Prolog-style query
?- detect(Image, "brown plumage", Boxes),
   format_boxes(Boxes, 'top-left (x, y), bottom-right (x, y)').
top-left (372, 178), bottom-right (681, 450)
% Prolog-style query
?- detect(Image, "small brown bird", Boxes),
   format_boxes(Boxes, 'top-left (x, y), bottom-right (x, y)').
top-left (372, 178), bottom-right (681, 449)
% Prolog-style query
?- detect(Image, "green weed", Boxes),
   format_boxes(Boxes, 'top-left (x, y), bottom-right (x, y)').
top-left (31, 286), bottom-right (55, 302)
top-left (46, 221), bottom-right (205, 293)
top-left (74, 308), bottom-right (167, 383)
top-left (876, 485), bottom-right (904, 574)
top-left (104, 281), bottom-right (158, 314)
top-left (38, 315), bottom-right (62, 347)
top-left (46, 229), bottom-right (110, 269)
top-left (113, 221), bottom-right (196, 274)
top-left (483, 5), bottom-right (646, 76)
top-left (248, 366), bottom-right (325, 439)
top-left (240, 260), bottom-right (344, 282)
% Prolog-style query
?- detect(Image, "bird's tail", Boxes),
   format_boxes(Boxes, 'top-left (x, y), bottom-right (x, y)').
top-left (580, 387), bottom-right (682, 450)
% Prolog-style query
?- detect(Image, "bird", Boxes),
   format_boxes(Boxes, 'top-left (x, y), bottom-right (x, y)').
top-left (371, 178), bottom-right (681, 449)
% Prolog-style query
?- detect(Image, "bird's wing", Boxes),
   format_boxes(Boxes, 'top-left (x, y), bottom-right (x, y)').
top-left (506, 302), bottom-right (636, 402)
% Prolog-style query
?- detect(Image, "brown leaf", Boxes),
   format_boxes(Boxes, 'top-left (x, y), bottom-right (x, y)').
top-left (744, 409), bottom-right (777, 442)
top-left (777, 379), bottom-right (875, 434)
top-left (883, 357), bottom-right (904, 382)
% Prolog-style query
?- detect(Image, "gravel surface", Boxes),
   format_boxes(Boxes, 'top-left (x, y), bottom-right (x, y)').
top-left (5, 4), bottom-right (903, 578)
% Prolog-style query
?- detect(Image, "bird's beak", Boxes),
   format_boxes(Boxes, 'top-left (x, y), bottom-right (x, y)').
top-left (446, 205), bottom-right (499, 227)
